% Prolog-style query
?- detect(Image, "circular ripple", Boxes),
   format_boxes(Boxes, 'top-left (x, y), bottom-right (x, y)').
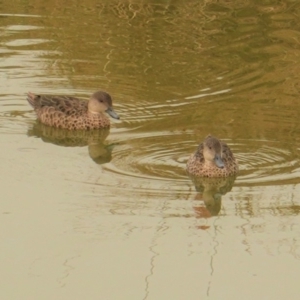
top-left (105, 131), bottom-right (189, 180)
top-left (104, 133), bottom-right (300, 188)
top-left (234, 140), bottom-right (300, 186)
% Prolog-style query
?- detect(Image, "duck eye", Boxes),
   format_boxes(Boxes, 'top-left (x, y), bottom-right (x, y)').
top-left (209, 146), bottom-right (212, 150)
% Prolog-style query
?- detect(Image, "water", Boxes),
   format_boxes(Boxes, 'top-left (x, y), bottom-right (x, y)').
top-left (1, 1), bottom-right (300, 299)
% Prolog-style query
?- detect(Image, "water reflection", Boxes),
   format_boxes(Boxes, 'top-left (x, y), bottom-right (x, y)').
top-left (190, 175), bottom-right (236, 217)
top-left (27, 122), bottom-right (114, 164)
top-left (1, 1), bottom-right (300, 299)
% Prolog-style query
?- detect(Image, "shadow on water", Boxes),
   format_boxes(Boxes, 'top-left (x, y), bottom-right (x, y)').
top-left (27, 122), bottom-right (116, 164)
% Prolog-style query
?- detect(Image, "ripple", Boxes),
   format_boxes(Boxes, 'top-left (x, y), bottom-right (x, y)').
top-left (4, 25), bottom-right (41, 31)
top-left (105, 131), bottom-right (189, 180)
top-left (0, 14), bottom-right (41, 18)
top-left (235, 140), bottom-right (300, 186)
top-left (185, 88), bottom-right (232, 100)
top-left (98, 133), bottom-right (300, 191)
top-left (116, 87), bottom-right (233, 125)
top-left (5, 39), bottom-right (50, 47)
top-left (116, 100), bottom-right (182, 125)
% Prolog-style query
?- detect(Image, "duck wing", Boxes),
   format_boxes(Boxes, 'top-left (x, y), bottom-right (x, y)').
top-left (221, 142), bottom-right (236, 164)
top-left (195, 142), bottom-right (205, 163)
top-left (27, 93), bottom-right (88, 115)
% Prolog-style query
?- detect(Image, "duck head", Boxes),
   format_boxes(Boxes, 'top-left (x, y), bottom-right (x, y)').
top-left (202, 135), bottom-right (225, 168)
top-left (88, 91), bottom-right (120, 119)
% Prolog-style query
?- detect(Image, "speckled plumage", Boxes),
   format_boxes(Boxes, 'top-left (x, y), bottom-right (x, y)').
top-left (27, 90), bottom-right (119, 130)
top-left (186, 135), bottom-right (238, 177)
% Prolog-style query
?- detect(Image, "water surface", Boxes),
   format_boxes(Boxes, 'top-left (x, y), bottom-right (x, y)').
top-left (1, 1), bottom-right (300, 299)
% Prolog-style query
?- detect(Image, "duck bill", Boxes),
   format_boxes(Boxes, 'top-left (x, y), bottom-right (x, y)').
top-left (106, 107), bottom-right (120, 119)
top-left (214, 154), bottom-right (225, 168)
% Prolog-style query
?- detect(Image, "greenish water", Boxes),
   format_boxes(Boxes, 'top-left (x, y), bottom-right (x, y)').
top-left (1, 1), bottom-right (300, 299)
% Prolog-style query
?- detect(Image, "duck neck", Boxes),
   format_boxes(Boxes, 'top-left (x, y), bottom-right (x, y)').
top-left (204, 160), bottom-right (216, 168)
top-left (88, 110), bottom-right (102, 116)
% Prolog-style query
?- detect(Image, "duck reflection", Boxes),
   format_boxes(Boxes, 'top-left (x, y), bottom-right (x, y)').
top-left (27, 122), bottom-right (115, 164)
top-left (189, 176), bottom-right (236, 217)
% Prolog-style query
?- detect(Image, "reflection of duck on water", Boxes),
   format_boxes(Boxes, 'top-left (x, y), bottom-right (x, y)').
top-left (189, 175), bottom-right (237, 217)
top-left (186, 135), bottom-right (238, 218)
top-left (27, 123), bottom-right (116, 164)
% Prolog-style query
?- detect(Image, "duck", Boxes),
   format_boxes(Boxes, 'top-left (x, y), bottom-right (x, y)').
top-left (186, 135), bottom-right (238, 177)
top-left (27, 90), bottom-right (120, 130)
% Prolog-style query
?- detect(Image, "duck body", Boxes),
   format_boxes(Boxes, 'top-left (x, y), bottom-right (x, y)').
top-left (27, 91), bottom-right (119, 130)
top-left (187, 135), bottom-right (238, 177)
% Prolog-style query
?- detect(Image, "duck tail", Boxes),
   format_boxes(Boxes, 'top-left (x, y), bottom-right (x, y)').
top-left (27, 92), bottom-right (36, 108)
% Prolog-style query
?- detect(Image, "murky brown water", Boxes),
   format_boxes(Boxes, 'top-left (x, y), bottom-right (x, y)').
top-left (1, 1), bottom-right (300, 299)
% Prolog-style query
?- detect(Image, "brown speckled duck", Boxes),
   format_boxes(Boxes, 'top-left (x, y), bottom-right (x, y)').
top-left (186, 135), bottom-right (238, 177)
top-left (27, 90), bottom-right (119, 130)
